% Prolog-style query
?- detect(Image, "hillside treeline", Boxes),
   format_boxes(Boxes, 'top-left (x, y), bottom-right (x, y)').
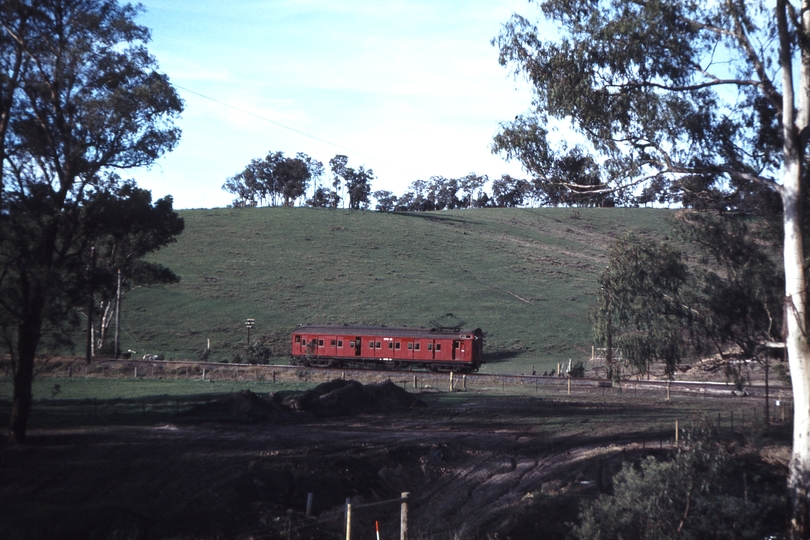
top-left (222, 150), bottom-right (615, 211)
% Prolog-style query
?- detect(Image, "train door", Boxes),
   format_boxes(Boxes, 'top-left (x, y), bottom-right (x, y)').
top-left (354, 337), bottom-right (362, 356)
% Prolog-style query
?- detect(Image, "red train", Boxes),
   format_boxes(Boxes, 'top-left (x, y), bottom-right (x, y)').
top-left (290, 324), bottom-right (484, 372)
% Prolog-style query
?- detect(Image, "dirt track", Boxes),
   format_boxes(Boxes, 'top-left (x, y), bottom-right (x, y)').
top-left (0, 381), bottom-right (788, 540)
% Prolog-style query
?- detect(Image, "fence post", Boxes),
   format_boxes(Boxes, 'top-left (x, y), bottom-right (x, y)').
top-left (675, 420), bottom-right (679, 447)
top-left (400, 492), bottom-right (409, 540)
top-left (666, 381), bottom-right (671, 400)
top-left (463, 374), bottom-right (467, 391)
top-left (345, 498), bottom-right (352, 540)
top-left (567, 377), bottom-right (571, 395)
top-left (306, 492), bottom-right (314, 517)
top-left (202, 368), bottom-right (206, 381)
top-left (450, 372), bottom-right (454, 392)
top-left (134, 366), bottom-right (138, 378)
top-left (413, 375), bottom-right (417, 389)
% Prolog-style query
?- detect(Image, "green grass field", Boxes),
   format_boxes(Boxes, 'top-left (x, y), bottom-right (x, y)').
top-left (115, 206), bottom-right (674, 374)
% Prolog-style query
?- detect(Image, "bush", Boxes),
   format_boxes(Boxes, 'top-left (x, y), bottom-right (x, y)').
top-left (572, 431), bottom-right (786, 540)
top-left (569, 360), bottom-right (585, 378)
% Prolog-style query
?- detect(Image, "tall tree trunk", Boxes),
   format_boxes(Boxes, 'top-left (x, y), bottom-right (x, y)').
top-left (9, 300), bottom-right (43, 444)
top-left (783, 0), bottom-right (810, 534)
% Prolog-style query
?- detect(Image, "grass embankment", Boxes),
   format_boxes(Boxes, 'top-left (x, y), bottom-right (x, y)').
top-left (118, 207), bottom-right (673, 374)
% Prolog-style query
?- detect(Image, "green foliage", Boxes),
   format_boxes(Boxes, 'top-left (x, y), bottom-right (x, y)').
top-left (593, 234), bottom-right (692, 377)
top-left (329, 154), bottom-right (374, 210)
top-left (569, 360), bottom-right (585, 378)
top-left (674, 212), bottom-right (783, 358)
top-left (223, 151), bottom-right (323, 207)
top-left (573, 433), bottom-right (786, 540)
top-left (0, 0), bottom-right (182, 441)
top-left (492, 0), bottom-right (783, 208)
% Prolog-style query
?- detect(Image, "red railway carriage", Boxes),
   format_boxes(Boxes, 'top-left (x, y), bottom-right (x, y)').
top-left (291, 324), bottom-right (484, 372)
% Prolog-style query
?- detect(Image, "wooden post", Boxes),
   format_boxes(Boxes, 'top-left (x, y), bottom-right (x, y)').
top-left (400, 492), bottom-right (409, 540)
top-left (666, 381), bottom-right (671, 400)
top-left (765, 357), bottom-right (771, 426)
top-left (675, 420), bottom-right (679, 447)
top-left (273, 370), bottom-right (276, 383)
top-left (114, 267), bottom-right (122, 358)
top-left (306, 492), bottom-right (314, 517)
top-left (449, 372), bottom-right (454, 392)
top-left (413, 375), bottom-right (417, 389)
top-left (463, 374), bottom-right (467, 391)
top-left (202, 368), bottom-right (206, 381)
top-left (345, 498), bottom-right (352, 540)
top-left (567, 377), bottom-right (571, 395)
top-left (557, 362), bottom-right (561, 376)
top-left (134, 366), bottom-right (138, 378)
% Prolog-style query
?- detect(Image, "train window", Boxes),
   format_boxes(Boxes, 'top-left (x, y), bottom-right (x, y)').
top-left (427, 343), bottom-right (433, 351)
top-left (376, 341), bottom-right (382, 348)
top-left (301, 339), bottom-right (306, 345)
top-left (407, 343), bottom-right (413, 350)
top-left (349, 340), bottom-right (355, 347)
top-left (337, 340), bottom-right (343, 347)
top-left (318, 339), bottom-right (324, 347)
top-left (369, 341), bottom-right (374, 349)
top-left (331, 339), bottom-right (336, 346)
top-left (395, 342), bottom-right (401, 350)
top-left (388, 342), bottom-right (393, 349)
top-left (435, 343), bottom-right (441, 351)
top-left (295, 335), bottom-right (300, 343)
top-left (414, 342), bottom-right (420, 351)
top-left (454, 341), bottom-right (460, 349)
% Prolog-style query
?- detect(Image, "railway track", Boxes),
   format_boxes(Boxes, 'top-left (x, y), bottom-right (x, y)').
top-left (83, 356), bottom-right (791, 399)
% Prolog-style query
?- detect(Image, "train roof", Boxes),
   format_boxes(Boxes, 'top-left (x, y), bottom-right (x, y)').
top-left (293, 324), bottom-right (482, 338)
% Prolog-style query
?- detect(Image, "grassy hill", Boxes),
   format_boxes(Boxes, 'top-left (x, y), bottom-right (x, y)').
top-left (120, 206), bottom-right (674, 374)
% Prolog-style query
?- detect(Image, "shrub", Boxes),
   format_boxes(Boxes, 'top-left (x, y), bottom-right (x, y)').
top-left (572, 431), bottom-right (786, 540)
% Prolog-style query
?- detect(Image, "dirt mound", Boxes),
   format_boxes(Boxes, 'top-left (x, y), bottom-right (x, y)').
top-left (190, 390), bottom-right (289, 420)
top-left (283, 379), bottom-right (425, 414)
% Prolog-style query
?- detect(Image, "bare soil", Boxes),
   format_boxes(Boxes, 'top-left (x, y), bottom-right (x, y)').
top-left (0, 378), bottom-right (791, 540)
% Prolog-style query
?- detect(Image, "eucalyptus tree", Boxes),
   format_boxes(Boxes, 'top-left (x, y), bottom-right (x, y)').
top-left (491, 174), bottom-right (531, 207)
top-left (329, 154), bottom-right (373, 210)
top-left (372, 190), bottom-right (397, 212)
top-left (593, 234), bottom-right (693, 380)
top-left (493, 0), bottom-right (810, 531)
top-left (459, 173), bottom-right (488, 208)
top-left (0, 0), bottom-right (182, 444)
top-left (83, 180), bottom-right (184, 356)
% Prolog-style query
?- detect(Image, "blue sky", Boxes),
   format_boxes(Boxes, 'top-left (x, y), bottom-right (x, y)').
top-left (131, 0), bottom-right (537, 209)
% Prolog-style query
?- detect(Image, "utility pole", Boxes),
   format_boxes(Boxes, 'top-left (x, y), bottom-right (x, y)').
top-left (85, 246), bottom-right (96, 363)
top-left (114, 268), bottom-right (122, 358)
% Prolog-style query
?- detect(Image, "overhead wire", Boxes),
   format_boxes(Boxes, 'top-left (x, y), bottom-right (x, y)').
top-left (171, 84), bottom-right (421, 177)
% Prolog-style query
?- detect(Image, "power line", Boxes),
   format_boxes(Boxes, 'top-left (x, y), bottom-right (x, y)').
top-left (172, 84), bottom-right (420, 177)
